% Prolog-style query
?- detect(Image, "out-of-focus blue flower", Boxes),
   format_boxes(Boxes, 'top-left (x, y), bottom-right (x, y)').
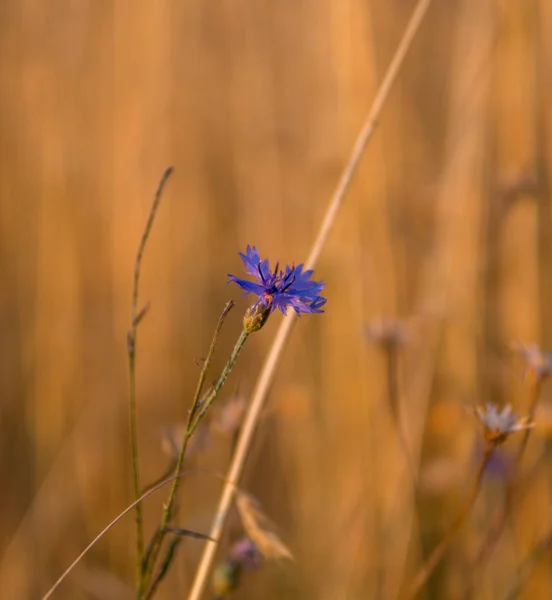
top-left (513, 342), bottom-right (552, 379)
top-left (229, 538), bottom-right (263, 570)
top-left (211, 538), bottom-right (263, 599)
top-left (228, 245), bottom-right (326, 315)
top-left (475, 403), bottom-right (533, 445)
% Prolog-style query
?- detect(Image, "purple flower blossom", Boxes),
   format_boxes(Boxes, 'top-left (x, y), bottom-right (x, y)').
top-left (229, 538), bottom-right (263, 570)
top-left (228, 245), bottom-right (326, 315)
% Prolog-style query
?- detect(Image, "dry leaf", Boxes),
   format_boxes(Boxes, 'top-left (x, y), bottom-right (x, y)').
top-left (235, 493), bottom-right (294, 561)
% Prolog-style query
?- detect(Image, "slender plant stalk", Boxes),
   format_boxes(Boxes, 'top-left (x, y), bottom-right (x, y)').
top-left (140, 300), bottom-right (235, 508)
top-left (127, 166), bottom-right (173, 594)
top-left (40, 470), bottom-right (193, 600)
top-left (504, 528), bottom-right (552, 600)
top-left (379, 341), bottom-right (401, 600)
top-left (381, 336), bottom-right (422, 600)
top-left (516, 373), bottom-right (542, 463)
top-left (189, 330), bottom-right (250, 434)
top-left (373, 334), bottom-right (409, 600)
top-left (385, 340), bottom-right (417, 484)
top-left (189, 301), bottom-right (236, 423)
top-left (405, 443), bottom-right (494, 599)
top-left (186, 2), bottom-right (433, 598)
top-left (140, 330), bottom-right (249, 600)
top-left (463, 373), bottom-right (544, 596)
top-left (128, 315), bottom-right (144, 591)
top-left (143, 536), bottom-right (182, 598)
top-left (142, 328), bottom-right (249, 596)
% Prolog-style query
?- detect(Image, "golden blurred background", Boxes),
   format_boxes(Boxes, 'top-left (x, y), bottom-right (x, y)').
top-left (1, 0), bottom-right (552, 598)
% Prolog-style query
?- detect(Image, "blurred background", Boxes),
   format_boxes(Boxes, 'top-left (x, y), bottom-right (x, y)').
top-left (1, 0), bottom-right (552, 598)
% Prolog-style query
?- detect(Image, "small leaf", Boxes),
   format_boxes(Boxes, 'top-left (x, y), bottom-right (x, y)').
top-left (165, 527), bottom-right (215, 542)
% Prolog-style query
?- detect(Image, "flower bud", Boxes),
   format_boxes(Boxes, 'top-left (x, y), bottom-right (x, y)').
top-left (243, 299), bottom-right (272, 333)
top-left (212, 559), bottom-right (242, 598)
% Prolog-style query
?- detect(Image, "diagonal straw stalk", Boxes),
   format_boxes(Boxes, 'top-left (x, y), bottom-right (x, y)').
top-left (186, 1), bottom-right (433, 598)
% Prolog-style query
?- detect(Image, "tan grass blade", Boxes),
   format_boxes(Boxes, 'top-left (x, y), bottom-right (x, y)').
top-left (236, 493), bottom-right (294, 561)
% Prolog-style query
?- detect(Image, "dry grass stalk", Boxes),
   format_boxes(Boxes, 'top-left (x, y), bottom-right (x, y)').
top-left (186, 1), bottom-right (434, 598)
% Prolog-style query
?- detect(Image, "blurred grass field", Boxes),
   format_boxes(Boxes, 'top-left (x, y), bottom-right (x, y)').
top-left (1, 1), bottom-right (552, 598)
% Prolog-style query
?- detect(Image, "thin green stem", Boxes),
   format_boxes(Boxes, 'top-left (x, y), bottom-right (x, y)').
top-left (189, 301), bottom-right (235, 422)
top-left (127, 166), bottom-right (173, 596)
top-left (406, 442), bottom-right (493, 599)
top-left (127, 349), bottom-right (143, 588)
top-left (142, 326), bottom-right (249, 596)
top-left (189, 329), bottom-right (249, 434)
top-left (143, 536), bottom-right (182, 599)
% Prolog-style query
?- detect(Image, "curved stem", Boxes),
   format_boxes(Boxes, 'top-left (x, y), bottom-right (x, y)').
top-left (41, 470), bottom-right (192, 600)
top-left (406, 443), bottom-right (493, 599)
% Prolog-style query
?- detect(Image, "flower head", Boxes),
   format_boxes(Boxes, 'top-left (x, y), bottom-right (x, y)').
top-left (229, 538), bottom-right (263, 570)
top-left (366, 316), bottom-right (407, 349)
top-left (512, 342), bottom-right (552, 380)
top-left (211, 538), bottom-right (262, 598)
top-left (475, 403), bottom-right (533, 445)
top-left (228, 245), bottom-right (326, 316)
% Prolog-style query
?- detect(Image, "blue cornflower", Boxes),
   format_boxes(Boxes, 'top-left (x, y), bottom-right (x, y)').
top-left (228, 245), bottom-right (326, 316)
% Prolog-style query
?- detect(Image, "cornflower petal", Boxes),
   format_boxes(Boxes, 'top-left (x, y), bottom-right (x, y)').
top-left (227, 277), bottom-right (266, 297)
top-left (228, 246), bottom-right (326, 316)
top-left (239, 246), bottom-right (263, 278)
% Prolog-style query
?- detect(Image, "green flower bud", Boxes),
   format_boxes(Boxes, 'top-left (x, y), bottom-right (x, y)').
top-left (243, 299), bottom-right (272, 333)
top-left (212, 559), bottom-right (242, 597)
